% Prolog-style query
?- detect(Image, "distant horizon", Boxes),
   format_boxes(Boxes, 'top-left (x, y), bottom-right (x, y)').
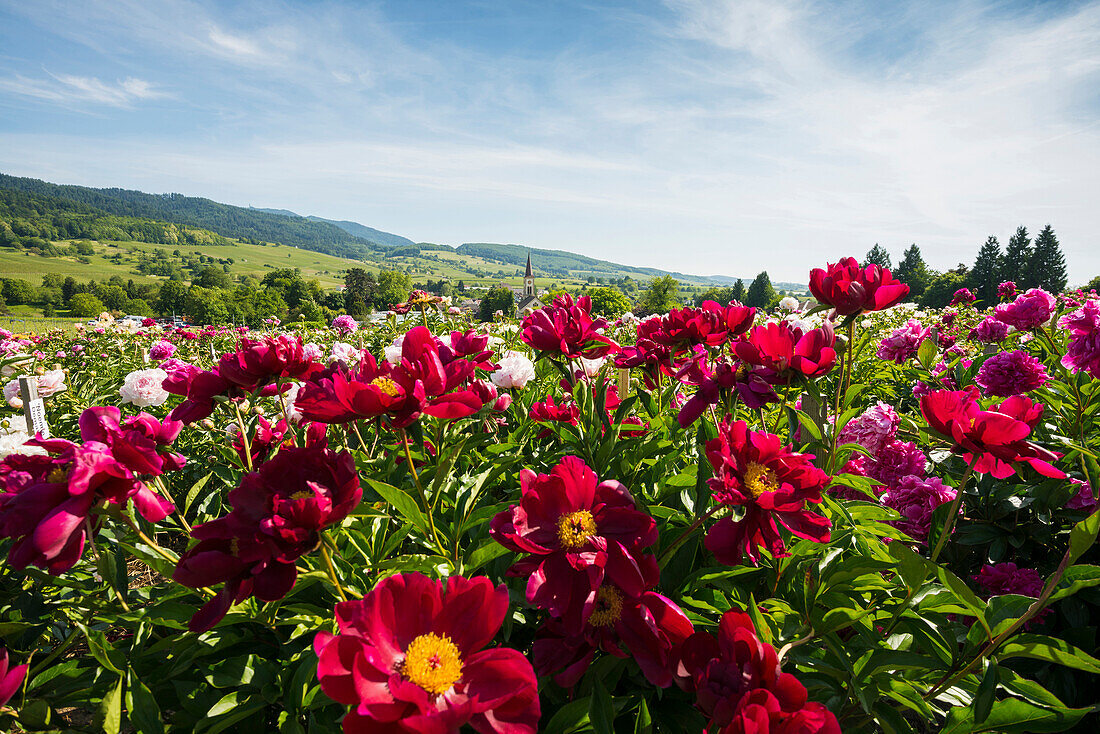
top-left (2, 1), bottom-right (1097, 283)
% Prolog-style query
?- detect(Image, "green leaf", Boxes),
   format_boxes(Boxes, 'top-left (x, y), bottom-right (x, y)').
top-left (934, 565), bottom-right (992, 639)
top-left (974, 660), bottom-right (997, 724)
top-left (589, 676), bottom-right (615, 734)
top-left (183, 472), bottom-right (214, 514)
top-left (99, 676), bottom-right (124, 734)
top-left (746, 593), bottom-right (772, 645)
top-left (465, 542), bottom-right (510, 573)
top-left (998, 633), bottom-right (1100, 674)
top-left (364, 478), bottom-right (426, 534)
top-left (918, 338), bottom-right (938, 369)
top-left (126, 670), bottom-right (164, 734)
top-left (1047, 564), bottom-right (1100, 602)
top-left (1067, 508), bottom-right (1100, 564)
top-left (633, 697), bottom-right (652, 734)
top-left (819, 606), bottom-right (873, 635)
top-left (82, 626), bottom-right (126, 674)
top-left (889, 536), bottom-right (929, 591)
top-left (975, 698), bottom-right (1092, 733)
top-left (544, 696), bottom-right (592, 734)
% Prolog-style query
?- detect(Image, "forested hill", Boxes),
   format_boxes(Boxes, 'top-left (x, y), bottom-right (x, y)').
top-left (252, 206), bottom-right (416, 249)
top-left (0, 173), bottom-right (386, 259)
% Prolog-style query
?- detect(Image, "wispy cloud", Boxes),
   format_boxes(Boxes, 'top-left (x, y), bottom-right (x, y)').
top-left (0, 72), bottom-right (168, 107)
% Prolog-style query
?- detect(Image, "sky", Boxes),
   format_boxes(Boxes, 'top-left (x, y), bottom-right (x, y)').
top-left (1, 0), bottom-right (1098, 284)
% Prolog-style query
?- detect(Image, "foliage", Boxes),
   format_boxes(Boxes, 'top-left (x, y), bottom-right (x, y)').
top-left (478, 285), bottom-right (516, 321)
top-left (635, 275), bottom-right (682, 315)
top-left (969, 236), bottom-right (1003, 306)
top-left (894, 244), bottom-right (934, 299)
top-left (585, 286), bottom-right (632, 317)
top-left (1023, 225), bottom-right (1068, 294)
top-left (744, 270), bottom-right (777, 309)
top-left (864, 243), bottom-right (892, 268)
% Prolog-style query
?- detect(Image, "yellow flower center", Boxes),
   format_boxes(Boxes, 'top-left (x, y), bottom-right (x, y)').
top-left (290, 490), bottom-right (313, 500)
top-left (743, 461), bottom-right (779, 498)
top-left (47, 466), bottom-right (70, 484)
top-left (402, 633), bottom-right (463, 695)
top-left (370, 376), bottom-right (401, 397)
top-left (229, 538), bottom-right (240, 557)
top-left (557, 510), bottom-right (597, 549)
top-left (588, 585), bottom-right (624, 628)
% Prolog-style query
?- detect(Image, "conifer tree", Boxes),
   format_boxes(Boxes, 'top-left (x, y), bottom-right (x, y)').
top-left (1002, 227), bottom-right (1031, 285)
top-left (745, 271), bottom-right (777, 310)
top-left (863, 244), bottom-right (892, 269)
top-left (892, 244), bottom-right (932, 299)
top-left (967, 236), bottom-right (1002, 305)
top-left (1022, 225), bottom-right (1067, 293)
top-left (730, 279), bottom-right (746, 302)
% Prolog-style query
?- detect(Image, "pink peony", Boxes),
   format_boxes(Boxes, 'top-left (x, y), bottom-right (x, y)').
top-left (998, 281), bottom-right (1017, 300)
top-left (490, 351), bottom-right (536, 389)
top-left (994, 289), bottom-right (1056, 331)
top-left (969, 316), bottom-right (1010, 343)
top-left (36, 369), bottom-right (67, 398)
top-left (838, 402), bottom-right (899, 455)
top-left (876, 320), bottom-right (929, 363)
top-left (973, 563), bottom-right (1051, 627)
top-left (1067, 478), bottom-right (1098, 512)
top-left (330, 314), bottom-right (358, 334)
top-left (868, 440), bottom-right (927, 488)
top-left (149, 340), bottom-right (176, 361)
top-left (950, 288), bottom-right (976, 306)
top-left (1059, 299), bottom-right (1100, 379)
top-left (881, 475), bottom-right (957, 544)
top-left (120, 368), bottom-right (170, 408)
top-left (975, 350), bottom-right (1050, 397)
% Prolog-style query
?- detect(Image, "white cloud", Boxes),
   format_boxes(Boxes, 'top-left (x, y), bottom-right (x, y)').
top-left (0, 73), bottom-right (168, 107)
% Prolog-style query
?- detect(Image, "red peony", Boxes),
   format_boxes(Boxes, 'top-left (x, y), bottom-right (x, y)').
top-left (521, 294), bottom-right (618, 360)
top-left (174, 446), bottom-right (361, 631)
top-left (734, 321), bottom-right (836, 383)
top-left (704, 420), bottom-right (832, 565)
top-left (678, 611), bottom-right (840, 734)
top-left (217, 334), bottom-right (323, 391)
top-left (0, 647), bottom-right (28, 708)
top-left (809, 257), bottom-right (909, 316)
top-left (919, 388), bottom-right (1065, 479)
top-left (490, 456), bottom-right (658, 634)
top-left (314, 572), bottom-right (540, 734)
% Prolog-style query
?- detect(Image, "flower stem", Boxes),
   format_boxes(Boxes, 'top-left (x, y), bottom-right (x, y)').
top-left (658, 503), bottom-right (722, 567)
top-left (928, 462), bottom-right (975, 563)
top-left (234, 402), bottom-right (254, 472)
top-left (319, 543), bottom-right (349, 602)
top-left (398, 429), bottom-right (446, 556)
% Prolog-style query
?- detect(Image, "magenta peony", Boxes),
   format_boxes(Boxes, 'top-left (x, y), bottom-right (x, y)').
top-left (994, 289), bottom-right (1056, 331)
top-left (881, 475), bottom-right (957, 544)
top-left (975, 350), bottom-right (1050, 397)
top-left (1059, 299), bottom-right (1100, 379)
top-left (876, 320), bottom-right (929, 364)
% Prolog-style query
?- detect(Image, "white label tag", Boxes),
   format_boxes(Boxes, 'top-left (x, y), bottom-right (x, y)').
top-left (27, 397), bottom-right (50, 438)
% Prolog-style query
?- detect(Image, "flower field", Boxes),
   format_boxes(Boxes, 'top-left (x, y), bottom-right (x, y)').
top-left (1, 260), bottom-right (1099, 733)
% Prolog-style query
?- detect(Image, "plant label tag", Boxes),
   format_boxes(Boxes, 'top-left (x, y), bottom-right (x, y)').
top-left (26, 398), bottom-right (50, 438)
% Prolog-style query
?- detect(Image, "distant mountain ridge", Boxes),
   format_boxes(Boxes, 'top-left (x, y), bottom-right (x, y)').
top-left (0, 172), bottom-right (801, 289)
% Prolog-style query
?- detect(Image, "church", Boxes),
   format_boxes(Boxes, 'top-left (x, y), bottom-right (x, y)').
top-left (515, 253), bottom-right (544, 315)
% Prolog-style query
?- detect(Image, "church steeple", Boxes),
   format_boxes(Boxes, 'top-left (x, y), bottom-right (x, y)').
top-left (524, 253), bottom-right (535, 296)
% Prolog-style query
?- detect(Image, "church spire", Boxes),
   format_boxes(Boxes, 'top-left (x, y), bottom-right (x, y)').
top-left (525, 252), bottom-right (533, 278)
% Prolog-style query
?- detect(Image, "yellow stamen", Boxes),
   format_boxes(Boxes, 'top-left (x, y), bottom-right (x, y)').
top-left (47, 466), bottom-right (70, 484)
top-left (370, 376), bottom-right (401, 397)
top-left (290, 490), bottom-right (313, 500)
top-left (743, 461), bottom-right (779, 498)
top-left (402, 633), bottom-right (463, 695)
top-left (557, 510), bottom-right (597, 549)
top-left (588, 585), bottom-right (624, 627)
top-left (229, 538), bottom-right (240, 556)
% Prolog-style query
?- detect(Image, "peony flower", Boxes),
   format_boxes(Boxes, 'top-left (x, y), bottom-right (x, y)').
top-left (149, 340), bottom-right (176, 361)
top-left (881, 475), bottom-right (956, 544)
top-left (120, 368), bottom-right (170, 407)
top-left (809, 257), bottom-right (909, 316)
top-left (876, 319), bottom-right (929, 363)
top-left (975, 350), bottom-right (1050, 397)
top-left (490, 456), bottom-right (658, 634)
top-left (314, 572), bottom-right (540, 734)
top-left (779, 296), bottom-right (800, 311)
top-left (0, 647), bottom-right (28, 708)
top-left (950, 288), bottom-right (976, 306)
top-left (384, 334), bottom-right (406, 365)
top-left (521, 294), bottom-right (618, 360)
top-left (837, 402), bottom-right (899, 456)
top-left (677, 357), bottom-right (778, 428)
top-left (490, 351), bottom-right (536, 389)
top-left (734, 320), bottom-right (837, 383)
top-left (973, 563), bottom-right (1051, 627)
top-left (330, 314), bottom-right (358, 334)
top-left (679, 611), bottom-right (841, 734)
top-left (994, 289), bottom-right (1056, 331)
top-left (217, 334), bottom-right (322, 391)
top-left (1059, 299), bottom-right (1100, 379)
top-left (868, 439), bottom-right (927, 488)
top-left (704, 420), bottom-right (831, 565)
top-left (174, 446), bottom-right (360, 632)
top-left (969, 316), bottom-right (1010, 343)
top-left (0, 415), bottom-right (46, 459)
top-left (920, 388), bottom-right (1065, 479)
top-left (329, 342), bottom-right (359, 365)
top-left (1067, 478), bottom-right (1098, 512)
top-left (998, 281), bottom-right (1017, 300)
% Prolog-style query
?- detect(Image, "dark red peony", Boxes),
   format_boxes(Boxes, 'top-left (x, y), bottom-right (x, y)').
top-left (919, 387), bottom-right (1065, 479)
top-left (490, 456), bottom-right (658, 634)
top-left (678, 611), bottom-right (840, 734)
top-left (314, 572), bottom-right (540, 734)
top-left (0, 646), bottom-right (28, 708)
top-left (808, 257), bottom-right (909, 316)
top-left (521, 294), bottom-right (618, 360)
top-left (217, 334), bottom-right (323, 391)
top-left (704, 420), bottom-right (831, 565)
top-left (174, 446), bottom-right (361, 631)
top-left (677, 357), bottom-right (778, 428)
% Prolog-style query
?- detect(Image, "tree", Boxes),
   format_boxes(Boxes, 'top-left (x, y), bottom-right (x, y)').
top-left (478, 286), bottom-right (515, 322)
top-left (864, 244), bottom-right (892, 269)
top-left (343, 268), bottom-right (375, 314)
top-left (157, 280), bottom-right (188, 316)
top-left (1021, 225), bottom-right (1067, 293)
top-left (375, 270), bottom-right (411, 311)
top-left (967, 236), bottom-right (1002, 305)
top-left (1085, 275), bottom-right (1100, 294)
top-left (1, 278), bottom-right (36, 306)
top-left (919, 272), bottom-right (968, 309)
top-left (1001, 227), bottom-right (1031, 285)
top-left (893, 245), bottom-right (932, 299)
top-left (587, 287), bottom-right (632, 317)
top-left (730, 279), bottom-right (746, 302)
top-left (69, 293), bottom-right (106, 318)
top-left (635, 275), bottom-right (681, 315)
top-left (744, 272), bottom-right (777, 310)
top-left (194, 266), bottom-right (233, 289)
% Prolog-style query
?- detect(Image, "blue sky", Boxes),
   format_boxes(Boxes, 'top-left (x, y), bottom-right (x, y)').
top-left (1, 0), bottom-right (1098, 283)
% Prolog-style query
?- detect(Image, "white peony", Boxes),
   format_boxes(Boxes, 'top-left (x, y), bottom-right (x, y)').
top-left (119, 368), bottom-right (169, 407)
top-left (280, 383), bottom-right (304, 424)
top-left (779, 296), bottom-right (800, 312)
top-left (330, 342), bottom-right (359, 365)
top-left (579, 356), bottom-right (606, 378)
top-left (384, 335), bottom-right (406, 365)
top-left (490, 351), bottom-right (536, 389)
top-left (0, 415), bottom-right (46, 458)
top-left (36, 369), bottom-right (67, 397)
